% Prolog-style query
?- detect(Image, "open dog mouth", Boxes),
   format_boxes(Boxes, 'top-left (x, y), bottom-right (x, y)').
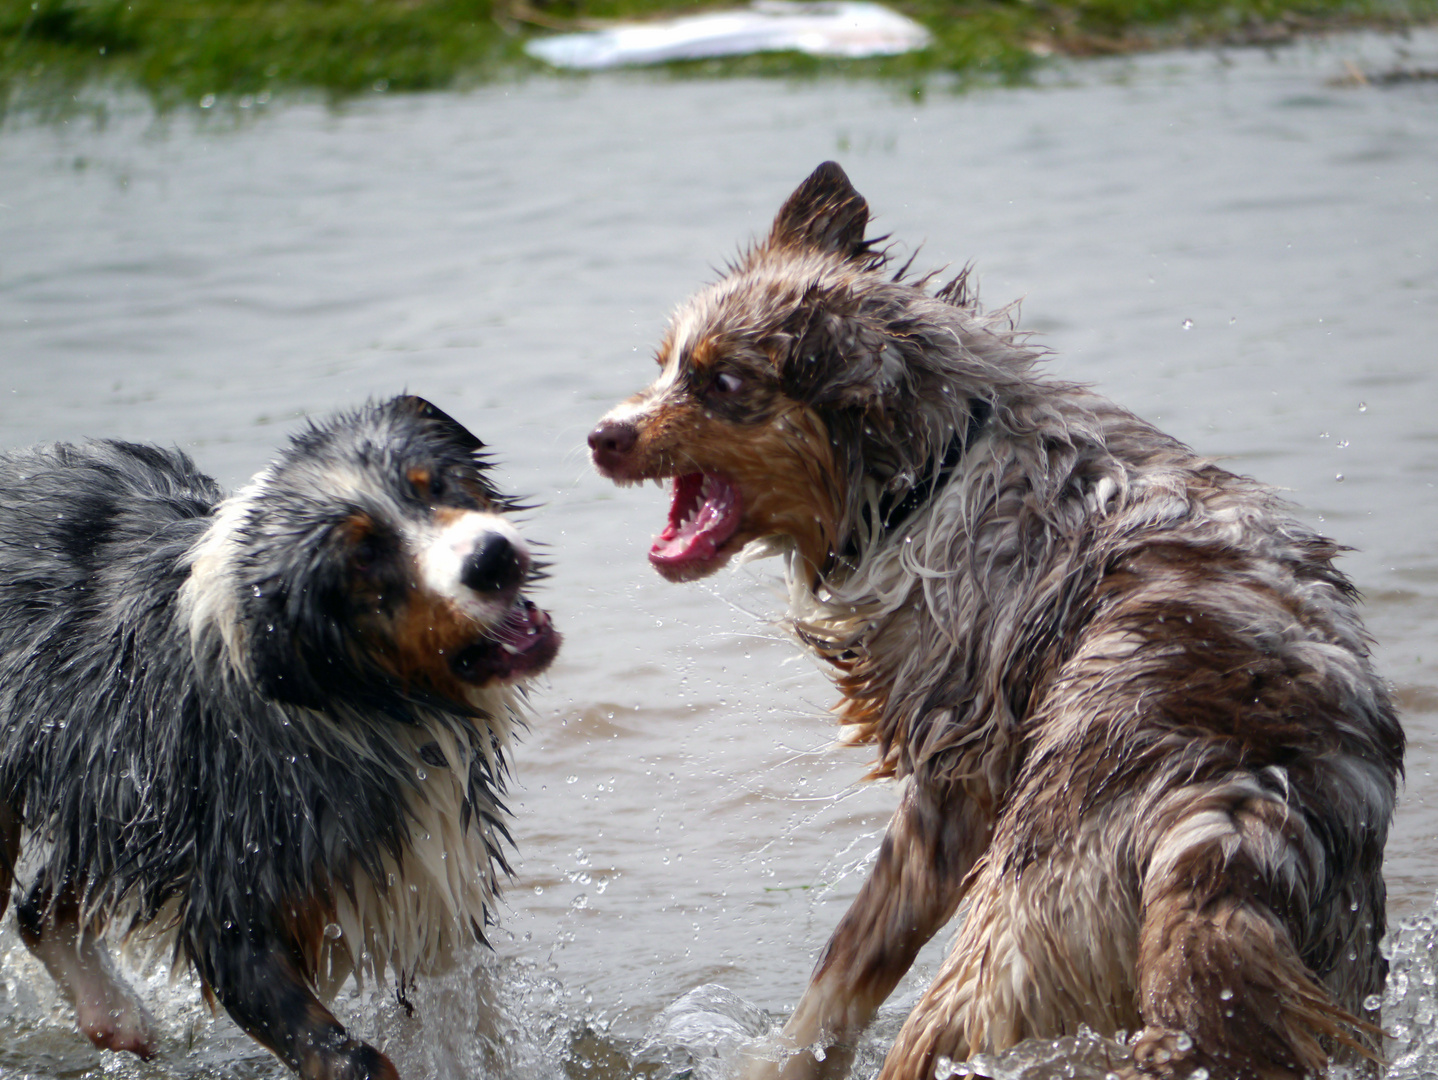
top-left (451, 599), bottom-right (560, 685)
top-left (649, 473), bottom-right (742, 581)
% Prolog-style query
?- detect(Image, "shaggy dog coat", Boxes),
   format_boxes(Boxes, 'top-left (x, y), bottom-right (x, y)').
top-left (0, 396), bottom-right (559, 1080)
top-left (589, 163), bottom-right (1403, 1080)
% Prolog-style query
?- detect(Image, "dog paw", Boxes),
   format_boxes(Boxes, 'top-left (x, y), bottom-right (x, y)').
top-left (736, 1057), bottom-right (782, 1080)
top-left (75, 996), bottom-right (159, 1059)
top-left (304, 1039), bottom-right (399, 1080)
top-left (1123, 1026), bottom-right (1214, 1079)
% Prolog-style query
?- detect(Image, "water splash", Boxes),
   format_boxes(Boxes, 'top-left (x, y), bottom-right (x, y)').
top-left (1381, 896), bottom-right (1438, 1077)
top-left (634, 983), bottom-right (772, 1080)
top-left (6, 892), bottom-right (1438, 1080)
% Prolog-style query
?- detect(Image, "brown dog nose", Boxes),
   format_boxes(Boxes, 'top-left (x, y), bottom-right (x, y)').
top-left (588, 419), bottom-right (639, 474)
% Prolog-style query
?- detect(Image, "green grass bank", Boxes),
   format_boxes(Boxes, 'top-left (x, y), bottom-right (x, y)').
top-left (2, 0), bottom-right (1435, 110)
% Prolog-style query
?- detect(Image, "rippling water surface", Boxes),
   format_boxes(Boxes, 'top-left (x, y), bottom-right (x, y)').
top-left (1, 30), bottom-right (1437, 1079)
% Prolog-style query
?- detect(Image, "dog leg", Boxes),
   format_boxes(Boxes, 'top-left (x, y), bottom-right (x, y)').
top-left (0, 801), bottom-right (17, 915)
top-left (16, 886), bottom-right (159, 1058)
top-left (1125, 788), bottom-right (1370, 1080)
top-left (744, 778), bottom-right (987, 1080)
top-left (193, 924), bottom-right (398, 1080)
top-left (875, 832), bottom-right (1145, 1080)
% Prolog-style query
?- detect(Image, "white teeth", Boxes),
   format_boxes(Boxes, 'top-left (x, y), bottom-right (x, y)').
top-left (501, 643), bottom-right (521, 655)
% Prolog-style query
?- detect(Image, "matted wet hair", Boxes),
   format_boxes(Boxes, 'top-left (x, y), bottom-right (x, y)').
top-left (0, 396), bottom-right (558, 1080)
top-left (591, 162), bottom-right (1403, 1080)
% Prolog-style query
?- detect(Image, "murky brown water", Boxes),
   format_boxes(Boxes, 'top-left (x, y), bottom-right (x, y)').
top-left (1, 28), bottom-right (1437, 1079)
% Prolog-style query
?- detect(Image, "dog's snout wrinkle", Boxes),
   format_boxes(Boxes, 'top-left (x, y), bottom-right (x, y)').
top-left (461, 532), bottom-right (524, 595)
top-left (588, 419), bottom-right (638, 472)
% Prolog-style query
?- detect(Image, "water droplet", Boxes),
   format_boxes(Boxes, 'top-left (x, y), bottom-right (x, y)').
top-left (1335, 473), bottom-right (1345, 482)
top-left (1219, 988), bottom-right (1234, 1000)
top-left (200, 93), bottom-right (216, 108)
top-left (1363, 993), bottom-right (1382, 1011)
top-left (1337, 439), bottom-right (1350, 449)
top-left (415, 767), bottom-right (427, 781)
top-left (1174, 1032), bottom-right (1193, 1052)
top-left (1358, 402), bottom-right (1367, 412)
top-left (323, 923), bottom-right (342, 939)
top-left (1181, 319), bottom-right (1193, 330)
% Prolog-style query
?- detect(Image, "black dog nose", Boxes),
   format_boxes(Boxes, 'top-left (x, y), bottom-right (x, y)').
top-left (588, 420), bottom-right (638, 473)
top-left (461, 533), bottom-right (524, 595)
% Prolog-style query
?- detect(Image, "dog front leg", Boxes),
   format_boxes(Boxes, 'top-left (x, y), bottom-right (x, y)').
top-left (16, 885), bottom-right (159, 1057)
top-left (745, 778), bottom-right (988, 1080)
top-left (191, 923), bottom-right (398, 1080)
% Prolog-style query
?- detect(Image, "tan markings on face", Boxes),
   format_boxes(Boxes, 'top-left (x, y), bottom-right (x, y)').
top-left (338, 511), bottom-right (373, 545)
top-left (338, 512), bottom-right (386, 590)
top-left (406, 467), bottom-right (432, 502)
top-left (624, 387), bottom-right (845, 577)
top-left (688, 334), bottom-right (725, 375)
top-left (431, 505), bottom-right (469, 529)
top-left (374, 578), bottom-right (488, 702)
top-left (372, 514), bottom-right (512, 702)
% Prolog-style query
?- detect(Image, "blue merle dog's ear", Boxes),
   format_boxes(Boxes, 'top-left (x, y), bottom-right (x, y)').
top-left (769, 161), bottom-right (870, 261)
top-left (390, 395), bottom-right (485, 454)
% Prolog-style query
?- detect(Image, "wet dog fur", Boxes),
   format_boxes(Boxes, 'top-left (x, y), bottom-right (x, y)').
top-left (0, 396), bottom-right (560, 1080)
top-left (589, 163), bottom-right (1404, 1080)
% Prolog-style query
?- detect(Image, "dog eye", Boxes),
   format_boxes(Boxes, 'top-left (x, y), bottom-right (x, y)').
top-left (712, 371), bottom-right (744, 395)
top-left (427, 472), bottom-right (447, 501)
top-left (351, 535), bottom-right (383, 573)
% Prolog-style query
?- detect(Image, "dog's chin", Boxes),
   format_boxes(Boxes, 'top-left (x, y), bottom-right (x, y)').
top-left (450, 599), bottom-right (561, 687)
top-left (648, 472), bottom-right (745, 582)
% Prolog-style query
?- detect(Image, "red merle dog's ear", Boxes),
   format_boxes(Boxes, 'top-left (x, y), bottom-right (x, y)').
top-left (769, 161), bottom-right (871, 261)
top-left (390, 395), bottom-right (486, 455)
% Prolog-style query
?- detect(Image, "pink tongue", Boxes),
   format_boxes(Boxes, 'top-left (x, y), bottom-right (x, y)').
top-left (495, 600), bottom-right (551, 654)
top-left (650, 474), bottom-right (741, 566)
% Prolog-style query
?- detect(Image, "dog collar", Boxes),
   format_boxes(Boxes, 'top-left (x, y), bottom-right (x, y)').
top-left (876, 397), bottom-right (993, 532)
